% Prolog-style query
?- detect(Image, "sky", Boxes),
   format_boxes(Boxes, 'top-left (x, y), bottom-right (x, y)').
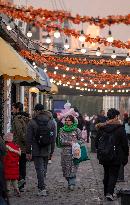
top-left (14, 0), bottom-right (130, 43)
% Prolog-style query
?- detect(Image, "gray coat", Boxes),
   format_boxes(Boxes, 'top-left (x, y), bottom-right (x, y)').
top-left (26, 111), bottom-right (56, 157)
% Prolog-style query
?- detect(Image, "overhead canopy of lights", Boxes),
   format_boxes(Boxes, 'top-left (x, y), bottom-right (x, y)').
top-left (1, 1), bottom-right (130, 94)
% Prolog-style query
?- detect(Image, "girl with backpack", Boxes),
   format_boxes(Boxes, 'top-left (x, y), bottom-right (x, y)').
top-left (59, 115), bottom-right (82, 190)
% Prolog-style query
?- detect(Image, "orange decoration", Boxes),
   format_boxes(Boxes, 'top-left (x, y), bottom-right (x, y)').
top-left (1, 2), bottom-right (130, 49)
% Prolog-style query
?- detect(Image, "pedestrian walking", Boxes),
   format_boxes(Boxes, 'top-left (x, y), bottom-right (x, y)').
top-left (95, 110), bottom-right (107, 124)
top-left (12, 102), bottom-right (29, 191)
top-left (125, 116), bottom-right (130, 145)
top-left (59, 115), bottom-right (82, 190)
top-left (26, 104), bottom-right (56, 196)
top-left (48, 111), bottom-right (57, 164)
top-left (0, 136), bottom-right (10, 205)
top-left (3, 133), bottom-right (21, 197)
top-left (95, 108), bottom-right (129, 201)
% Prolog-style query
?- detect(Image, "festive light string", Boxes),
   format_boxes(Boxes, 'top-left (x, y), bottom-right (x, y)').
top-left (1, 2), bottom-right (130, 28)
top-left (20, 50), bottom-right (130, 83)
top-left (47, 72), bottom-right (130, 90)
top-left (20, 50), bottom-right (130, 67)
top-left (1, 3), bottom-right (130, 50)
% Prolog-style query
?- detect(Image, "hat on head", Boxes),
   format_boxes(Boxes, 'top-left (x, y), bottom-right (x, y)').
top-left (3, 132), bottom-right (13, 142)
top-left (34, 104), bottom-right (44, 111)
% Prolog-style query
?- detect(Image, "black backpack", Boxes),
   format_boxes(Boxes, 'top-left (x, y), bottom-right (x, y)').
top-left (97, 131), bottom-right (117, 164)
top-left (35, 118), bottom-right (53, 147)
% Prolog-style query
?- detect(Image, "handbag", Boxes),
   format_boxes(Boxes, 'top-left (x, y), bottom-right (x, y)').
top-left (73, 144), bottom-right (89, 165)
top-left (56, 134), bottom-right (62, 148)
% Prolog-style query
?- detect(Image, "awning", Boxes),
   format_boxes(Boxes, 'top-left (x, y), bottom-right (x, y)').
top-left (19, 66), bottom-right (51, 91)
top-left (0, 37), bottom-right (36, 80)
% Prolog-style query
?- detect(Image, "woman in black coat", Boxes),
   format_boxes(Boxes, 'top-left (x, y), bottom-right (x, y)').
top-left (95, 108), bottom-right (129, 201)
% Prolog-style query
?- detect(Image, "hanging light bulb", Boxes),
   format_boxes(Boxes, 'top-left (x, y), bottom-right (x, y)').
top-left (107, 29), bottom-right (114, 43)
top-left (126, 53), bottom-right (130, 61)
top-left (55, 66), bottom-right (58, 70)
top-left (64, 39), bottom-right (69, 50)
top-left (46, 34), bottom-right (51, 44)
top-left (90, 69), bottom-right (94, 72)
top-left (6, 18), bottom-right (13, 31)
top-left (81, 44), bottom-right (86, 54)
top-left (54, 28), bottom-right (60, 38)
top-left (78, 68), bottom-right (81, 72)
top-left (27, 26), bottom-right (32, 38)
top-left (117, 70), bottom-right (120, 74)
top-left (107, 81), bottom-right (109, 84)
top-left (81, 78), bottom-right (84, 81)
top-left (7, 24), bottom-right (12, 31)
top-left (96, 47), bottom-right (101, 56)
top-left (63, 74), bottom-right (66, 78)
top-left (72, 76), bottom-right (75, 79)
top-left (66, 67), bottom-right (70, 71)
top-left (79, 30), bottom-right (85, 42)
top-left (111, 50), bottom-right (116, 59)
top-left (103, 69), bottom-right (107, 74)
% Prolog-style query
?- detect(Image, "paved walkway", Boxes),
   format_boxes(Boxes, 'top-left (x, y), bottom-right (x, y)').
top-left (10, 143), bottom-right (130, 205)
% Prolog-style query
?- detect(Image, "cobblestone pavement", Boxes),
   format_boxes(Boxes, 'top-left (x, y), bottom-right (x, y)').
top-left (10, 143), bottom-right (130, 205)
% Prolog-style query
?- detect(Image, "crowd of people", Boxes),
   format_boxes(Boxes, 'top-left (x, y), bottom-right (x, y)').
top-left (0, 102), bottom-right (129, 204)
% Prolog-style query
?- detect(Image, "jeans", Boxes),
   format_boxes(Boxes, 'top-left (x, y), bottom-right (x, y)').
top-left (0, 197), bottom-right (8, 205)
top-left (33, 156), bottom-right (48, 190)
top-left (66, 177), bottom-right (76, 186)
top-left (103, 165), bottom-right (120, 196)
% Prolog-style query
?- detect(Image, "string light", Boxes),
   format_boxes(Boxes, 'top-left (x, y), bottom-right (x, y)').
top-left (55, 66), bottom-right (59, 70)
top-left (96, 47), bottom-right (101, 56)
top-left (27, 26), bottom-right (32, 38)
top-left (66, 67), bottom-right (70, 71)
top-left (103, 69), bottom-right (107, 73)
top-left (126, 53), bottom-right (130, 61)
top-left (79, 30), bottom-right (85, 42)
top-left (6, 19), bottom-right (13, 31)
top-left (107, 29), bottom-right (114, 43)
top-left (81, 44), bottom-right (86, 54)
top-left (117, 70), bottom-right (120, 74)
top-left (46, 34), bottom-right (51, 44)
top-left (64, 39), bottom-right (69, 50)
top-left (111, 50), bottom-right (116, 59)
top-left (54, 28), bottom-right (60, 38)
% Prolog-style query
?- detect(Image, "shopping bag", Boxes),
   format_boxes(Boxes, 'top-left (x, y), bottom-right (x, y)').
top-left (73, 144), bottom-right (89, 165)
top-left (72, 142), bottom-right (81, 159)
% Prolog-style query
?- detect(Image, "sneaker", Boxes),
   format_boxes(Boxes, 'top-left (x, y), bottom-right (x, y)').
top-left (18, 179), bottom-right (26, 190)
top-left (48, 160), bottom-right (52, 164)
top-left (106, 194), bottom-right (114, 201)
top-left (68, 185), bottom-right (74, 191)
top-left (37, 189), bottom-right (47, 196)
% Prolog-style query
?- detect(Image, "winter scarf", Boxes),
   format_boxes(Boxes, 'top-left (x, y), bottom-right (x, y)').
top-left (60, 122), bottom-right (78, 132)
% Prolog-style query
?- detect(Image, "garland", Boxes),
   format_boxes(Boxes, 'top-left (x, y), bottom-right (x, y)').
top-left (1, 2), bottom-right (130, 28)
top-left (1, 3), bottom-right (130, 49)
top-left (47, 72), bottom-right (130, 90)
top-left (20, 50), bottom-right (130, 67)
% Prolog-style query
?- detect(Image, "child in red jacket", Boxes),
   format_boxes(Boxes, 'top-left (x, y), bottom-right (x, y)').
top-left (3, 132), bottom-right (21, 197)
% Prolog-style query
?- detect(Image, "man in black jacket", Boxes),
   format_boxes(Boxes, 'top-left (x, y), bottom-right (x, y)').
top-left (95, 108), bottom-right (129, 201)
top-left (26, 104), bottom-right (56, 196)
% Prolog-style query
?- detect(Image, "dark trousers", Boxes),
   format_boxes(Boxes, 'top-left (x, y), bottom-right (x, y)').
top-left (19, 153), bottom-right (26, 181)
top-left (103, 164), bottom-right (120, 196)
top-left (33, 156), bottom-right (48, 190)
top-left (48, 142), bottom-right (55, 160)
